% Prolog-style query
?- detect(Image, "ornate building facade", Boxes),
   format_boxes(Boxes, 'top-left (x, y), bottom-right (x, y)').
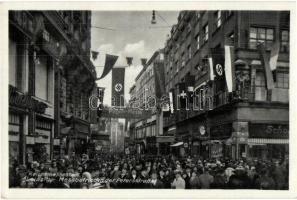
top-left (9, 11), bottom-right (97, 164)
top-left (163, 11), bottom-right (289, 160)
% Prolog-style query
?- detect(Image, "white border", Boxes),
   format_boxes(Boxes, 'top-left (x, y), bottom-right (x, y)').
top-left (1, 1), bottom-right (296, 199)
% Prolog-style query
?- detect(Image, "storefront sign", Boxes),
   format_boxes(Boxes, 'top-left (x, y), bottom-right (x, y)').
top-left (210, 143), bottom-right (223, 158)
top-left (210, 123), bottom-right (233, 139)
top-left (26, 136), bottom-right (35, 145)
top-left (101, 107), bottom-right (152, 119)
top-left (9, 85), bottom-right (47, 114)
top-left (249, 123), bottom-right (289, 139)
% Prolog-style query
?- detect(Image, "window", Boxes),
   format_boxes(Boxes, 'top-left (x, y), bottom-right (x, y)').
top-left (35, 55), bottom-right (49, 100)
top-left (249, 27), bottom-right (274, 49)
top-left (276, 72), bottom-right (289, 89)
top-left (203, 24), bottom-right (209, 43)
top-left (187, 45), bottom-right (192, 60)
top-left (159, 53), bottom-right (164, 60)
top-left (255, 71), bottom-right (267, 101)
top-left (195, 34), bottom-right (200, 50)
top-left (214, 11), bottom-right (222, 29)
top-left (281, 30), bottom-right (289, 53)
top-left (152, 125), bottom-right (156, 136)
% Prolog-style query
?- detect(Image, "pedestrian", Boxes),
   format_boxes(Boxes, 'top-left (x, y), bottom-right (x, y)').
top-left (198, 167), bottom-right (214, 189)
top-left (171, 171), bottom-right (185, 189)
top-left (189, 171), bottom-right (200, 189)
top-left (150, 172), bottom-right (164, 189)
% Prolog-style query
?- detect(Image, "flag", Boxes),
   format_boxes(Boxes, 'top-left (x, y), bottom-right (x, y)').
top-left (97, 87), bottom-right (105, 110)
top-left (153, 62), bottom-right (166, 99)
top-left (269, 41), bottom-right (280, 71)
top-left (224, 45), bottom-right (236, 92)
top-left (208, 57), bottom-right (215, 81)
top-left (141, 58), bottom-right (147, 66)
top-left (169, 88), bottom-right (175, 114)
top-left (185, 74), bottom-right (195, 103)
top-left (91, 51), bottom-right (99, 61)
top-left (112, 67), bottom-right (125, 107)
top-left (97, 54), bottom-right (118, 80)
top-left (270, 12), bottom-right (280, 71)
top-left (258, 43), bottom-right (275, 90)
top-left (210, 48), bottom-right (225, 79)
top-left (178, 82), bottom-right (187, 109)
top-left (210, 48), bottom-right (226, 92)
top-left (126, 57), bottom-right (133, 66)
top-left (124, 119), bottom-right (130, 132)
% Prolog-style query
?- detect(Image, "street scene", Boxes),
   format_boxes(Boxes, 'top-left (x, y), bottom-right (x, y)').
top-left (8, 10), bottom-right (289, 189)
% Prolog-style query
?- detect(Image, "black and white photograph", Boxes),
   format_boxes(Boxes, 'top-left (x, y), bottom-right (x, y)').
top-left (1, 1), bottom-right (296, 199)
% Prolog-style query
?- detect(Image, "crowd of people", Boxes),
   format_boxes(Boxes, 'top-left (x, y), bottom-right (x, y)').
top-left (9, 153), bottom-right (289, 189)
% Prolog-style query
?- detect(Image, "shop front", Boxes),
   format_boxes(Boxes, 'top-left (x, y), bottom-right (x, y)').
top-left (156, 136), bottom-right (175, 155)
top-left (9, 112), bottom-right (23, 164)
top-left (191, 120), bottom-right (209, 158)
top-left (248, 123), bottom-right (289, 160)
top-left (209, 123), bottom-right (233, 159)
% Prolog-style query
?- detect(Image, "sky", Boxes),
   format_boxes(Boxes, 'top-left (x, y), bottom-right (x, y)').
top-left (91, 11), bottom-right (179, 106)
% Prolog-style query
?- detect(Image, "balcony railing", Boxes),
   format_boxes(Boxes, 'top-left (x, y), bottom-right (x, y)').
top-left (163, 86), bottom-right (260, 127)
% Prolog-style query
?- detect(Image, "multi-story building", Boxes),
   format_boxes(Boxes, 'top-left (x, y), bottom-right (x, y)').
top-left (9, 11), bottom-right (97, 164)
top-left (163, 11), bottom-right (289, 160)
top-left (129, 49), bottom-right (174, 155)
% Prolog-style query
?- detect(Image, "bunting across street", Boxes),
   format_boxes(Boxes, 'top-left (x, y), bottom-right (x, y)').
top-left (97, 54), bottom-right (118, 80)
top-left (91, 51), bottom-right (99, 61)
top-left (126, 57), bottom-right (133, 66)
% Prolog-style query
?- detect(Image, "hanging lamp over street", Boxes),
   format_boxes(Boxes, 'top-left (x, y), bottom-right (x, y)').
top-left (151, 10), bottom-right (157, 24)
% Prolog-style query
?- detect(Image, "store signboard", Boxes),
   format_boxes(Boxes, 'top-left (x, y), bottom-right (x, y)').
top-left (249, 123), bottom-right (289, 139)
top-left (210, 123), bottom-right (233, 139)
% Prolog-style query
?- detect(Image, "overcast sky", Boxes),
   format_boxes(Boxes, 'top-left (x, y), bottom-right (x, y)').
top-left (91, 11), bottom-right (179, 105)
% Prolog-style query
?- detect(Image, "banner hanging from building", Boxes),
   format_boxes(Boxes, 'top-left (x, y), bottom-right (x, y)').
top-left (258, 43), bottom-right (275, 90)
top-left (112, 67), bottom-right (125, 108)
top-left (224, 45), bottom-right (236, 92)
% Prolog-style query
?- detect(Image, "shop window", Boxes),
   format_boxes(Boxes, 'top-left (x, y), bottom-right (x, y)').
top-left (255, 71), bottom-right (267, 101)
top-left (281, 30), bottom-right (289, 53)
top-left (249, 27), bottom-right (274, 49)
top-left (276, 72), bottom-right (289, 89)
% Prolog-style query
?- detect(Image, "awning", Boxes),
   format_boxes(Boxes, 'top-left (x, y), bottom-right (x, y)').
top-left (170, 142), bottom-right (184, 147)
top-left (168, 126), bottom-right (176, 132)
top-left (61, 127), bottom-right (72, 134)
top-left (248, 138), bottom-right (289, 145)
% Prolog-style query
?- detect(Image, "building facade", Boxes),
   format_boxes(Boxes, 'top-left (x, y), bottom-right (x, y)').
top-left (9, 11), bottom-right (97, 164)
top-left (129, 50), bottom-right (175, 155)
top-left (163, 11), bottom-right (289, 160)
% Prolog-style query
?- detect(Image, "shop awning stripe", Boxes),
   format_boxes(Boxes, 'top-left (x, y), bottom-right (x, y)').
top-left (248, 138), bottom-right (289, 144)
